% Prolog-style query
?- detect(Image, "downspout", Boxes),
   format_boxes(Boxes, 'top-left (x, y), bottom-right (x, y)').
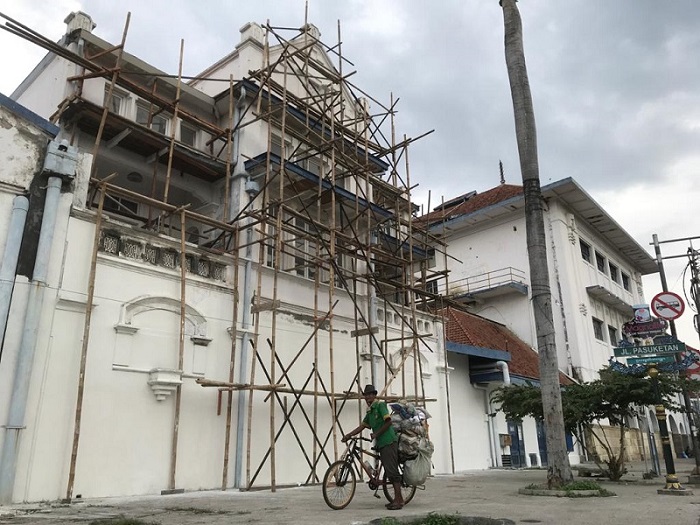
top-left (0, 196), bottom-right (30, 361)
top-left (474, 383), bottom-right (498, 468)
top-left (229, 86), bottom-right (254, 489)
top-left (228, 87), bottom-right (247, 221)
top-left (489, 361), bottom-right (511, 468)
top-left (0, 175), bottom-right (65, 503)
top-left (496, 361), bottom-right (511, 386)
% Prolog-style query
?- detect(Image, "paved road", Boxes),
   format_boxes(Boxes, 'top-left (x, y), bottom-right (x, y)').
top-left (1, 460), bottom-right (698, 524)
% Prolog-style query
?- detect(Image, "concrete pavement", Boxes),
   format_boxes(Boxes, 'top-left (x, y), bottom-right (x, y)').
top-left (1, 460), bottom-right (698, 525)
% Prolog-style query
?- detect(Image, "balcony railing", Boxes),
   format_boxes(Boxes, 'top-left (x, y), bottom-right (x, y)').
top-left (428, 266), bottom-right (528, 300)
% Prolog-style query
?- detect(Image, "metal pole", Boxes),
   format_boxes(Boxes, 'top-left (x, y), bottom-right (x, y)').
top-left (648, 367), bottom-right (684, 491)
top-left (652, 234), bottom-right (700, 474)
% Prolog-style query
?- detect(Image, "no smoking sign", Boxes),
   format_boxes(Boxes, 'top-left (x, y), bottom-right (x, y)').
top-left (650, 291), bottom-right (685, 321)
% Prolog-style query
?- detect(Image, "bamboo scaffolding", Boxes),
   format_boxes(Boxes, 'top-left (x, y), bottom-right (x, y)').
top-left (4, 11), bottom-right (451, 494)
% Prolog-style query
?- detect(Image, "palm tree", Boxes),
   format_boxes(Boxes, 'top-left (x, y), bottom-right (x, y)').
top-left (500, 0), bottom-right (573, 487)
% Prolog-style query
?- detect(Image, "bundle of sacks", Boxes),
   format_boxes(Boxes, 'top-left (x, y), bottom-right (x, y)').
top-left (390, 402), bottom-right (433, 485)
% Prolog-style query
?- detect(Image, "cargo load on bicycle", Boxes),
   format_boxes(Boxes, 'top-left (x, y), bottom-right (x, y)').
top-left (389, 402), bottom-right (433, 485)
top-left (389, 402), bottom-right (430, 460)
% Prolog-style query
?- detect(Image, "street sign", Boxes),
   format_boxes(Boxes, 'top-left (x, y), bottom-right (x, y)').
top-left (627, 355), bottom-right (676, 366)
top-left (613, 342), bottom-right (686, 358)
top-left (621, 318), bottom-right (667, 336)
top-left (650, 291), bottom-right (685, 321)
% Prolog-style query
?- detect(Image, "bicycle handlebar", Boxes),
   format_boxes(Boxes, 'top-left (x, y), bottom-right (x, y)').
top-left (343, 435), bottom-right (372, 443)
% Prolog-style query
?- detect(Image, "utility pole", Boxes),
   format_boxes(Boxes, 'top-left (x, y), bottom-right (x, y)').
top-left (651, 234), bottom-right (700, 480)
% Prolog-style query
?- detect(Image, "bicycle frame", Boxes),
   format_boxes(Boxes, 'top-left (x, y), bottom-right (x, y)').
top-left (343, 437), bottom-right (384, 490)
top-left (322, 436), bottom-right (419, 510)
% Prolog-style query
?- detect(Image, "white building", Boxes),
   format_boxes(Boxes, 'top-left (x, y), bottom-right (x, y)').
top-left (422, 180), bottom-right (657, 383)
top-left (0, 12), bottom-right (458, 503)
top-left (420, 180), bottom-right (700, 466)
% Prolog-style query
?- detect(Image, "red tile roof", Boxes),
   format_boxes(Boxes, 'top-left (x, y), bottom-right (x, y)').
top-left (440, 306), bottom-right (572, 385)
top-left (418, 184), bottom-right (523, 227)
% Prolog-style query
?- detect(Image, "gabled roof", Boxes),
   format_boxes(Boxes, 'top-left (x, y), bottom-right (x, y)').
top-left (419, 184), bottom-right (522, 227)
top-left (421, 178), bottom-right (657, 275)
top-left (441, 306), bottom-right (572, 385)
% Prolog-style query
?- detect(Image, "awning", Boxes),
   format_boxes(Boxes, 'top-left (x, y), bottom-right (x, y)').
top-left (446, 341), bottom-right (510, 362)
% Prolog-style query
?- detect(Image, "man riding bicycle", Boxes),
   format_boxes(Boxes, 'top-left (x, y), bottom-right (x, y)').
top-left (341, 384), bottom-right (404, 510)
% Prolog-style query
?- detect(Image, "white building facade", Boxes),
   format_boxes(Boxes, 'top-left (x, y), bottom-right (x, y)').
top-left (0, 13), bottom-right (464, 503)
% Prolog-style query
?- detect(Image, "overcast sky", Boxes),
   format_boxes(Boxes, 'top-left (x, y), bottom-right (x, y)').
top-left (2, 0), bottom-right (700, 349)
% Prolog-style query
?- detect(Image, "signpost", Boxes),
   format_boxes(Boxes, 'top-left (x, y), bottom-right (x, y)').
top-left (613, 342), bottom-right (686, 358)
top-left (622, 318), bottom-right (667, 336)
top-left (650, 291), bottom-right (685, 321)
top-left (627, 355), bottom-right (676, 366)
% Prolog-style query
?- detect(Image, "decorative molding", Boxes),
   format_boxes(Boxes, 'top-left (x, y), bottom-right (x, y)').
top-left (114, 323), bottom-right (139, 335)
top-left (190, 336), bottom-right (212, 346)
top-left (117, 295), bottom-right (208, 337)
top-left (435, 364), bottom-right (454, 374)
top-left (147, 368), bottom-right (182, 401)
top-left (359, 350), bottom-right (383, 362)
top-left (227, 326), bottom-right (255, 338)
top-left (56, 291), bottom-right (95, 313)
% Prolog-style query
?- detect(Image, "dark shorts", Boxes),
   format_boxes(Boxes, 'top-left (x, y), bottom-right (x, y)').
top-left (379, 441), bottom-right (401, 483)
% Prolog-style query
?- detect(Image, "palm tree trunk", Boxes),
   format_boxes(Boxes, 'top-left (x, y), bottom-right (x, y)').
top-left (500, 0), bottom-right (573, 487)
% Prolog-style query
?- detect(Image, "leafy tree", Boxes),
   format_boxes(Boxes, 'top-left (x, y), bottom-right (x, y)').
top-left (492, 369), bottom-right (699, 481)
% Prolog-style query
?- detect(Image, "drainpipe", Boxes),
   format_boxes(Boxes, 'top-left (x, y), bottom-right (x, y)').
top-left (233, 182), bottom-right (257, 489)
top-left (474, 383), bottom-right (498, 468)
top-left (0, 196), bottom-right (30, 361)
top-left (229, 87), bottom-right (247, 221)
top-left (496, 361), bottom-right (511, 386)
top-left (0, 178), bottom-right (64, 503)
top-left (230, 85), bottom-right (254, 489)
top-left (0, 140), bottom-right (76, 504)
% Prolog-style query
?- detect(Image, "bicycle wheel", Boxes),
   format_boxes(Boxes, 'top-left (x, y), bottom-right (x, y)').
top-left (382, 471), bottom-right (416, 505)
top-left (322, 460), bottom-right (356, 510)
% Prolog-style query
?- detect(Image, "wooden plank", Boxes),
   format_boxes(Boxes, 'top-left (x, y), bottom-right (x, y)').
top-left (349, 326), bottom-right (379, 338)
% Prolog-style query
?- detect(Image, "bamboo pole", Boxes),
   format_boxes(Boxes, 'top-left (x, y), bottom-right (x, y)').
top-left (266, 38), bottom-right (291, 492)
top-left (245, 21), bottom-right (273, 488)
top-left (167, 208), bottom-right (188, 491)
top-left (404, 137), bottom-right (423, 402)
top-left (223, 75), bottom-right (235, 223)
top-left (88, 13), bottom-right (130, 180)
top-left (163, 39), bottom-right (184, 206)
top-left (65, 175), bottom-right (115, 501)
top-left (221, 226), bottom-right (240, 489)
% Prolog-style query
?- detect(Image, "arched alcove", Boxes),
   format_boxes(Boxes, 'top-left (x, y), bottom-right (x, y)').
top-left (116, 295), bottom-right (208, 337)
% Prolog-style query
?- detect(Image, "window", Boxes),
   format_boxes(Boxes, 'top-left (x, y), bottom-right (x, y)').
top-left (180, 123), bottom-right (197, 147)
top-left (270, 133), bottom-right (291, 159)
top-left (608, 325), bottom-right (618, 346)
top-left (102, 195), bottom-right (138, 216)
top-left (592, 318), bottom-right (604, 341)
top-left (292, 215), bottom-right (316, 280)
top-left (136, 104), bottom-right (169, 135)
top-left (609, 263), bottom-right (620, 283)
top-left (595, 251), bottom-right (606, 273)
top-left (621, 272), bottom-right (631, 292)
top-left (104, 88), bottom-right (125, 115)
top-left (580, 240), bottom-right (591, 263)
top-left (426, 280), bottom-right (438, 295)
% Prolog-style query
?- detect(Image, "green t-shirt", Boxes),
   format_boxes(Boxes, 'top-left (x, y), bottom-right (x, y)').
top-left (362, 401), bottom-right (397, 449)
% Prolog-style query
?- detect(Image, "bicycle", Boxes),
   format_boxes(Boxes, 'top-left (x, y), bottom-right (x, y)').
top-left (322, 436), bottom-right (418, 510)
